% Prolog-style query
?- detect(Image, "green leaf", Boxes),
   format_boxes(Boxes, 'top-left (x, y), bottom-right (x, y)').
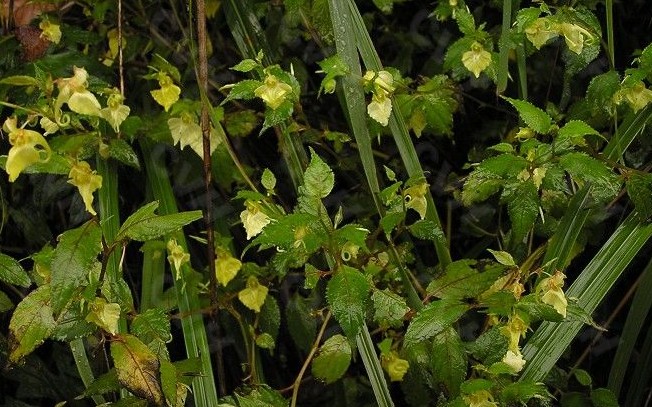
top-left (252, 213), bottom-right (321, 251)
top-left (590, 388), bottom-right (619, 407)
top-left (0, 253), bottom-right (31, 287)
top-left (231, 59), bottom-right (259, 72)
top-left (116, 201), bottom-right (203, 242)
top-left (233, 386), bottom-right (288, 407)
top-left (259, 295), bottom-right (281, 340)
top-left (8, 285), bottom-right (56, 363)
top-left (404, 300), bottom-right (469, 348)
top-left (427, 260), bottom-right (505, 300)
top-left (261, 168), bottom-right (276, 191)
top-left (487, 249), bottom-right (516, 266)
top-left (160, 359), bottom-right (177, 407)
top-left (559, 152), bottom-right (621, 203)
top-left (108, 139), bottom-right (141, 169)
top-left (372, 289), bottom-right (410, 328)
top-left (505, 180), bottom-right (539, 246)
top-left (222, 79), bottom-right (261, 104)
top-left (0, 75), bottom-right (40, 86)
top-left (408, 219), bottom-right (446, 244)
top-left (260, 100), bottom-right (294, 134)
top-left (110, 334), bottom-right (164, 406)
top-left (302, 148), bottom-right (335, 199)
top-left (431, 327), bottom-right (467, 398)
top-left (627, 173), bottom-right (652, 221)
top-left (466, 326), bottom-right (509, 366)
top-left (558, 120), bottom-right (600, 142)
top-left (503, 97), bottom-right (553, 134)
top-left (50, 221), bottom-right (102, 315)
top-left (131, 307), bottom-right (172, 344)
top-left (500, 381), bottom-right (550, 404)
top-left (0, 290), bottom-right (13, 312)
top-left (574, 369), bottom-right (592, 386)
top-left (286, 293), bottom-right (317, 352)
top-left (326, 266), bottom-right (370, 338)
top-left (586, 71), bottom-right (621, 115)
top-left (311, 334), bottom-right (352, 383)
top-left (81, 368), bottom-right (120, 398)
top-left (225, 109), bottom-right (260, 138)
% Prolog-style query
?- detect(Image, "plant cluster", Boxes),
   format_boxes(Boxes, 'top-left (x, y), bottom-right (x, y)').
top-left (1, 0), bottom-right (652, 406)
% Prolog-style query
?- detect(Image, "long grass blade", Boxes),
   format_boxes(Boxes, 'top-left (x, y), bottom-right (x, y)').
top-left (608, 257), bottom-right (652, 397)
top-left (140, 138), bottom-right (219, 406)
top-left (623, 315), bottom-right (652, 407)
top-left (520, 213), bottom-right (652, 382)
top-left (69, 338), bottom-right (106, 405)
top-left (345, 0), bottom-right (452, 267)
top-left (603, 105), bottom-right (652, 161)
top-left (496, 0), bottom-right (514, 94)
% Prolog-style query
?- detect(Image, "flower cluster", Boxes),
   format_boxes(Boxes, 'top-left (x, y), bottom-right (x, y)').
top-left (363, 70), bottom-right (396, 126)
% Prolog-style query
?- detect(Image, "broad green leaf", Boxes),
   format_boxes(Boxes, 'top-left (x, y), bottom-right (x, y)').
top-left (108, 138), bottom-right (141, 169)
top-left (131, 307), bottom-right (172, 344)
top-left (408, 219), bottom-right (446, 244)
top-left (231, 59), bottom-right (258, 72)
top-left (252, 213), bottom-right (321, 251)
top-left (111, 334), bottom-right (164, 406)
top-left (487, 249), bottom-right (516, 266)
top-left (259, 295), bottom-right (281, 340)
top-left (431, 327), bottom-right (467, 398)
top-left (574, 369), bottom-right (592, 386)
top-left (503, 97), bottom-right (553, 134)
top-left (51, 221), bottom-right (102, 315)
top-left (51, 301), bottom-right (96, 340)
top-left (586, 71), bottom-right (621, 114)
top-left (0, 75), bottom-right (40, 86)
top-left (505, 180), bottom-right (539, 246)
top-left (286, 293), bottom-right (317, 352)
top-left (372, 289), bottom-right (409, 328)
top-left (0, 253), bottom-right (31, 287)
top-left (427, 260), bottom-right (505, 300)
top-left (116, 201), bottom-right (203, 242)
top-left (302, 148), bottom-right (335, 199)
top-left (311, 334), bottom-right (352, 383)
top-left (557, 120), bottom-right (600, 142)
top-left (626, 173), bottom-right (652, 221)
top-left (222, 79), bottom-right (261, 104)
top-left (261, 168), bottom-right (276, 191)
top-left (8, 285), bottom-right (56, 362)
top-left (404, 300), bottom-right (469, 348)
top-left (466, 326), bottom-right (509, 366)
top-left (225, 109), bottom-right (260, 138)
top-left (160, 359), bottom-right (177, 407)
top-left (559, 152), bottom-right (621, 203)
top-left (260, 100), bottom-right (294, 133)
top-left (326, 265), bottom-right (369, 338)
top-left (233, 386), bottom-right (288, 407)
top-left (590, 388), bottom-right (619, 407)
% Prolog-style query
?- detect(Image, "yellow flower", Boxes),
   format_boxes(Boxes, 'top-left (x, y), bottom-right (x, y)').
top-left (560, 23), bottom-right (591, 55)
top-left (403, 182), bottom-right (429, 219)
top-left (40, 117), bottom-right (59, 136)
top-left (100, 93), bottom-right (130, 132)
top-left (367, 92), bottom-right (392, 126)
top-left (167, 113), bottom-right (220, 158)
top-left (3, 118), bottom-right (51, 182)
top-left (150, 73), bottom-right (181, 112)
top-left (85, 297), bottom-right (121, 335)
top-left (254, 74), bottom-right (293, 110)
top-left (618, 81), bottom-right (652, 112)
top-left (463, 390), bottom-right (498, 407)
top-left (68, 161), bottom-right (102, 215)
top-left (240, 202), bottom-right (271, 240)
top-left (525, 17), bottom-right (559, 49)
top-left (39, 19), bottom-right (61, 44)
top-left (215, 247), bottom-right (242, 286)
top-left (167, 239), bottom-right (190, 279)
top-left (462, 41), bottom-right (492, 78)
top-left (539, 270), bottom-right (568, 317)
top-left (56, 67), bottom-right (101, 116)
top-left (500, 314), bottom-right (528, 353)
top-left (502, 349), bottom-right (526, 373)
top-left (380, 350), bottom-right (410, 382)
top-left (238, 276), bottom-right (269, 312)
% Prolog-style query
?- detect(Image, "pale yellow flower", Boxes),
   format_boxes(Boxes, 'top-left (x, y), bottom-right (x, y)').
top-left (238, 276), bottom-right (268, 312)
top-left (525, 18), bottom-right (559, 49)
top-left (39, 19), bottom-right (61, 44)
top-left (215, 247), bottom-right (242, 286)
top-left (67, 161), bottom-right (102, 215)
top-left (56, 67), bottom-right (101, 116)
top-left (500, 314), bottom-right (528, 353)
top-left (254, 74), bottom-right (293, 110)
top-left (167, 239), bottom-right (190, 279)
top-left (85, 297), bottom-right (121, 335)
top-left (539, 270), bottom-right (568, 317)
top-left (100, 93), bottom-right (130, 132)
top-left (403, 182), bottom-right (429, 219)
top-left (463, 390), bottom-right (498, 407)
top-left (367, 92), bottom-right (392, 126)
top-left (502, 349), bottom-right (526, 373)
top-left (240, 202), bottom-right (271, 240)
top-left (560, 23), bottom-right (591, 55)
top-left (380, 350), bottom-right (410, 382)
top-left (150, 73), bottom-right (181, 112)
top-left (167, 113), bottom-right (220, 158)
top-left (462, 41), bottom-right (492, 78)
top-left (617, 81), bottom-right (652, 112)
top-left (3, 118), bottom-right (51, 182)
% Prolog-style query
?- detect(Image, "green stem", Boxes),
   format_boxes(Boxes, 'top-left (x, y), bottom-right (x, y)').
top-left (605, 0), bottom-right (615, 70)
top-left (496, 0), bottom-right (514, 94)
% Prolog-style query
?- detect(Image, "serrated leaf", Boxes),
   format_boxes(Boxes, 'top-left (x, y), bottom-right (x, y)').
top-left (50, 221), bottom-right (102, 315)
top-left (558, 120), bottom-right (600, 141)
top-left (627, 173), bottom-right (652, 221)
top-left (501, 381), bottom-right (550, 404)
top-left (427, 260), bottom-right (506, 300)
top-left (487, 249), bottom-right (516, 266)
top-left (286, 293), bottom-right (317, 352)
top-left (431, 327), bottom-right (467, 398)
top-left (233, 386), bottom-right (288, 407)
top-left (372, 289), bottom-right (409, 328)
top-left (302, 148), bottom-right (334, 199)
top-left (260, 100), bottom-right (294, 134)
top-left (252, 213), bottom-right (321, 251)
top-left (111, 334), bottom-right (164, 406)
top-left (0, 253), bottom-right (31, 287)
top-left (590, 388), bottom-right (619, 407)
top-left (326, 266), bottom-right (369, 338)
top-left (50, 301), bottom-right (96, 340)
top-left (466, 326), bottom-right (509, 366)
top-left (504, 97), bottom-right (553, 134)
top-left (586, 71), bottom-right (621, 114)
top-left (0, 290), bottom-right (13, 312)
top-left (8, 285), bottom-right (56, 362)
top-left (311, 334), bottom-right (352, 383)
top-left (109, 138), bottom-right (141, 169)
top-left (404, 300), bottom-right (469, 348)
top-left (222, 79), bottom-right (261, 104)
top-left (332, 223), bottom-right (369, 248)
top-left (559, 152), bottom-right (621, 203)
top-left (505, 180), bottom-right (539, 246)
top-left (408, 219), bottom-right (446, 243)
top-left (117, 201), bottom-right (203, 242)
top-left (131, 307), bottom-right (172, 344)
top-left (160, 359), bottom-right (177, 407)
top-left (259, 295), bottom-right (281, 340)
top-left (81, 368), bottom-right (120, 397)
